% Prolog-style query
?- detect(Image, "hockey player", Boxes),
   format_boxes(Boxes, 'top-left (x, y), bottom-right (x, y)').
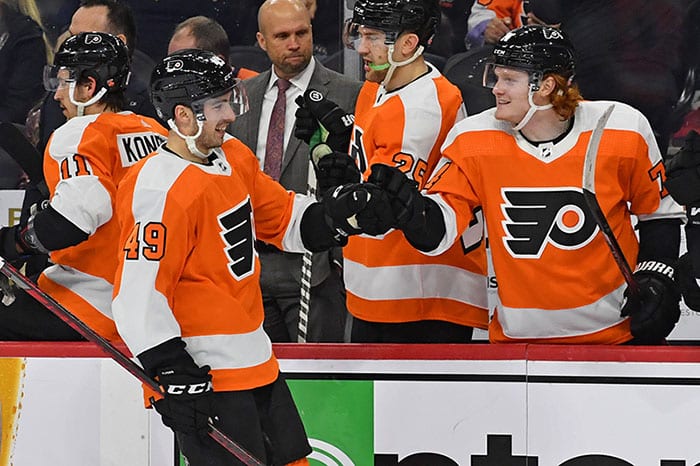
top-left (366, 25), bottom-right (684, 344)
top-left (112, 49), bottom-right (383, 465)
top-left (0, 32), bottom-right (168, 340)
top-left (297, 0), bottom-right (488, 342)
top-left (664, 131), bottom-right (700, 311)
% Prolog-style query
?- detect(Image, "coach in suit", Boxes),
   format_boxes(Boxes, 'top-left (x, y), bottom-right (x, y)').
top-left (230, 0), bottom-right (362, 342)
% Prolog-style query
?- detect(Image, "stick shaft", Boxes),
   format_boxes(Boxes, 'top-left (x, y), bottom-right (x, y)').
top-left (581, 104), bottom-right (640, 296)
top-left (0, 258), bottom-right (263, 466)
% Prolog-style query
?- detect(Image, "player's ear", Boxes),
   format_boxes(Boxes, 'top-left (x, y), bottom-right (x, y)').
top-left (538, 75), bottom-right (557, 97)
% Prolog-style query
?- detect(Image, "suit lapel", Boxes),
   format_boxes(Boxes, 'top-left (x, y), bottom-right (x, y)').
top-left (240, 72), bottom-right (269, 150)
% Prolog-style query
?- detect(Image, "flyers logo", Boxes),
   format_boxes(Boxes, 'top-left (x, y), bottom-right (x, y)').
top-left (501, 188), bottom-right (598, 258)
top-left (84, 33), bottom-right (102, 45)
top-left (165, 59), bottom-right (184, 72)
top-left (218, 197), bottom-right (255, 280)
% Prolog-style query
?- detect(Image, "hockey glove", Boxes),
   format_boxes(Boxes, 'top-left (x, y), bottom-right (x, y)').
top-left (368, 164), bottom-right (425, 231)
top-left (301, 183), bottom-right (393, 250)
top-left (620, 260), bottom-right (681, 344)
top-left (664, 130), bottom-right (700, 205)
top-left (297, 89), bottom-right (354, 152)
top-left (293, 95), bottom-right (318, 145)
top-left (676, 252), bottom-right (700, 311)
top-left (311, 143), bottom-right (361, 196)
top-left (153, 363), bottom-right (216, 439)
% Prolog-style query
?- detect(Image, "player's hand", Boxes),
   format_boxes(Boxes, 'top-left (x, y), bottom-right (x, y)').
top-left (153, 364), bottom-right (216, 439)
top-left (368, 164), bottom-right (425, 230)
top-left (311, 144), bottom-right (361, 196)
top-left (294, 95), bottom-right (318, 145)
top-left (664, 130), bottom-right (700, 205)
top-left (621, 260), bottom-right (681, 344)
top-left (676, 252), bottom-right (700, 311)
top-left (298, 89), bottom-right (354, 152)
top-left (484, 17), bottom-right (511, 44)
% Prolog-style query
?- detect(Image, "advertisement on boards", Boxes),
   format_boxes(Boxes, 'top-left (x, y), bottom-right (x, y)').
top-left (1, 349), bottom-right (700, 465)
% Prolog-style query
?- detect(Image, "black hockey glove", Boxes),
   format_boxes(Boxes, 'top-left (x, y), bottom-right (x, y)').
top-left (295, 89), bottom-right (354, 152)
top-left (368, 164), bottom-right (425, 230)
top-left (293, 96), bottom-right (318, 145)
top-left (620, 260), bottom-right (681, 344)
top-left (311, 143), bottom-right (361, 196)
top-left (301, 183), bottom-right (394, 251)
top-left (664, 130), bottom-right (700, 205)
top-left (153, 364), bottom-right (215, 439)
top-left (676, 252), bottom-right (700, 311)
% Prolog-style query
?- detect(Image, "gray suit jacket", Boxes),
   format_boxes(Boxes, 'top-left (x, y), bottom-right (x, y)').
top-left (230, 62), bottom-right (362, 287)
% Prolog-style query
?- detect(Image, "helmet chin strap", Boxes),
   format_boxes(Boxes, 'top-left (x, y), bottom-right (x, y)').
top-left (68, 82), bottom-right (107, 117)
top-left (512, 87), bottom-right (553, 131)
top-left (379, 44), bottom-right (425, 88)
top-left (167, 117), bottom-right (211, 160)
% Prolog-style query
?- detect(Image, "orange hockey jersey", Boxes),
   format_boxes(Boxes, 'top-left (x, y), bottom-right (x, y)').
top-left (343, 66), bottom-right (489, 328)
top-left (38, 111), bottom-right (167, 341)
top-left (468, 0), bottom-right (525, 31)
top-left (426, 100), bottom-right (684, 344)
top-left (113, 135), bottom-right (315, 391)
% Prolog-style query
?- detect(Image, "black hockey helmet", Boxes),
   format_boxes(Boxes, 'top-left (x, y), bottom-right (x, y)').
top-left (46, 32), bottom-right (130, 94)
top-left (150, 49), bottom-right (246, 121)
top-left (492, 25), bottom-right (575, 78)
top-left (345, 0), bottom-right (440, 47)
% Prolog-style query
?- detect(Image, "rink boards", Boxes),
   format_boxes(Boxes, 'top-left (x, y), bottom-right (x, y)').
top-left (0, 343), bottom-right (699, 465)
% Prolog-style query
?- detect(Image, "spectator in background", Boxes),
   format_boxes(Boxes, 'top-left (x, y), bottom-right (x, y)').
top-left (229, 0), bottom-right (362, 343)
top-left (26, 0), bottom-right (159, 154)
top-left (0, 0), bottom-right (49, 125)
top-left (167, 15), bottom-right (259, 79)
top-left (123, 0), bottom-right (262, 61)
top-left (465, 0), bottom-right (524, 49)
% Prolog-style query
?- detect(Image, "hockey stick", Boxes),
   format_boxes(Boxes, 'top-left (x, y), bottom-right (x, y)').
top-left (297, 138), bottom-right (322, 343)
top-left (0, 257), bottom-right (263, 466)
top-left (0, 122), bottom-right (44, 184)
top-left (581, 104), bottom-right (640, 297)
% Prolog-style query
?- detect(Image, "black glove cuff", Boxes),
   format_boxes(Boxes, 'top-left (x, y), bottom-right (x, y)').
top-left (0, 226), bottom-right (21, 261)
top-left (137, 337), bottom-right (197, 378)
top-left (300, 202), bottom-right (348, 252)
top-left (634, 260), bottom-right (676, 283)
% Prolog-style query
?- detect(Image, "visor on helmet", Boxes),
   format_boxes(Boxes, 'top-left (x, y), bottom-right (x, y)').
top-left (343, 19), bottom-right (397, 50)
top-left (483, 62), bottom-right (543, 90)
top-left (190, 78), bottom-right (249, 121)
top-left (43, 65), bottom-right (80, 91)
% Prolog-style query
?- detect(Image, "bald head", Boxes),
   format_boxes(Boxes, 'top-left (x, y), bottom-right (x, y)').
top-left (256, 0), bottom-right (313, 80)
top-left (257, 0), bottom-right (311, 35)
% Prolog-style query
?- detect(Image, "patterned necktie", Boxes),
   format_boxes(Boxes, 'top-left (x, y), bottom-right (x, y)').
top-left (264, 78), bottom-right (291, 180)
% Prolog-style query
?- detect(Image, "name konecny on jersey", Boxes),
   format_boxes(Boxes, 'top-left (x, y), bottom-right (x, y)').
top-left (117, 132), bottom-right (167, 166)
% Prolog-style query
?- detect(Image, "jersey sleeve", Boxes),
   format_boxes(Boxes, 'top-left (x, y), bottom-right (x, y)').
top-left (423, 129), bottom-right (483, 256)
top-left (112, 157), bottom-right (189, 357)
top-left (46, 122), bottom-right (115, 235)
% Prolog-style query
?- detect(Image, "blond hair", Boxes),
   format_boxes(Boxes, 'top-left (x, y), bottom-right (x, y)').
top-left (1, 0), bottom-right (53, 61)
